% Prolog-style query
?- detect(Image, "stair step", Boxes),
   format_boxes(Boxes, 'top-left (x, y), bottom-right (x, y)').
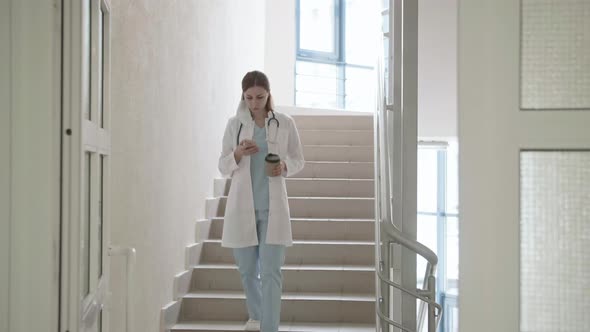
top-left (207, 217), bottom-right (375, 241)
top-left (178, 291), bottom-right (375, 323)
top-left (293, 115), bottom-right (373, 130)
top-left (217, 197), bottom-right (375, 219)
top-left (191, 263), bottom-right (375, 294)
top-left (215, 178), bottom-right (374, 198)
top-left (171, 320), bottom-right (375, 332)
top-left (299, 129), bottom-right (374, 146)
top-left (200, 240), bottom-right (375, 266)
top-left (294, 161), bottom-right (374, 179)
top-left (303, 145), bottom-right (374, 162)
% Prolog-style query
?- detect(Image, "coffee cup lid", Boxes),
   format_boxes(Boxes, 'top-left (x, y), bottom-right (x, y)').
top-left (265, 153), bottom-right (280, 163)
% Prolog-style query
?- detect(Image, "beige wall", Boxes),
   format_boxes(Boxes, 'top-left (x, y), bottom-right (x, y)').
top-left (108, 1), bottom-right (266, 331)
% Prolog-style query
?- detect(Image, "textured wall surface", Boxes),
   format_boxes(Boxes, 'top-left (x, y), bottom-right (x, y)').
top-left (108, 1), bottom-right (265, 331)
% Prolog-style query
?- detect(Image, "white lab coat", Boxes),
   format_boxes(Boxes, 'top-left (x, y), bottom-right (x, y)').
top-left (218, 101), bottom-right (305, 248)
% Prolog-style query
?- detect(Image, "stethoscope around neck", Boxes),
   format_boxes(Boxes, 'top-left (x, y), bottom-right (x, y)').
top-left (236, 110), bottom-right (280, 146)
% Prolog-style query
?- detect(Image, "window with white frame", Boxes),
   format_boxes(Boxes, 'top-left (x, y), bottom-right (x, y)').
top-left (416, 143), bottom-right (459, 332)
top-left (295, 0), bottom-right (377, 111)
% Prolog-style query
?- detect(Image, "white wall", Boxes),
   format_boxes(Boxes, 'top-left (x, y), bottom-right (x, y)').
top-left (417, 0), bottom-right (457, 139)
top-left (264, 0), bottom-right (458, 138)
top-left (2, 1), bottom-right (62, 332)
top-left (264, 0), bottom-right (296, 106)
top-left (108, 1), bottom-right (266, 331)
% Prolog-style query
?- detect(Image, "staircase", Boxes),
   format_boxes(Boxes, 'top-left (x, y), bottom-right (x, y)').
top-left (165, 114), bottom-right (376, 332)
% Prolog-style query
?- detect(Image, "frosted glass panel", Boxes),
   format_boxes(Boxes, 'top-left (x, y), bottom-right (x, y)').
top-left (520, 0), bottom-right (590, 109)
top-left (520, 151), bottom-right (590, 332)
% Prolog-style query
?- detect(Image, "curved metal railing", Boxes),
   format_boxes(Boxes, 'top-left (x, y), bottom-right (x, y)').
top-left (374, 1), bottom-right (443, 326)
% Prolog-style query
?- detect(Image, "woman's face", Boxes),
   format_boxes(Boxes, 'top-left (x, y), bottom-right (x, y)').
top-left (243, 86), bottom-right (269, 113)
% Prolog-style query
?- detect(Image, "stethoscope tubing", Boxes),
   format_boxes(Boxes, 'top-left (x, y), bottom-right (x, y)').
top-left (236, 110), bottom-right (279, 146)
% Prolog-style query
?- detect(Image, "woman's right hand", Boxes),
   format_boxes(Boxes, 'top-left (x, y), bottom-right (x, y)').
top-left (234, 139), bottom-right (259, 162)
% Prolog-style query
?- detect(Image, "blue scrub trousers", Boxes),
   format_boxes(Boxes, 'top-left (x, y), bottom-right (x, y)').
top-left (233, 210), bottom-right (285, 332)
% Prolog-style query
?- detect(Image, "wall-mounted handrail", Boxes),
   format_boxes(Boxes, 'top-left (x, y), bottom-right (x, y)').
top-left (109, 246), bottom-right (136, 332)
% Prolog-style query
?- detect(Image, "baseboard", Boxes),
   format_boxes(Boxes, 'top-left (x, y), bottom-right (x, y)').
top-left (195, 218), bottom-right (212, 243)
top-left (185, 242), bottom-right (203, 269)
top-left (172, 269), bottom-right (192, 300)
top-left (213, 178), bottom-right (229, 197)
top-left (205, 197), bottom-right (221, 219)
top-left (160, 300), bottom-right (181, 332)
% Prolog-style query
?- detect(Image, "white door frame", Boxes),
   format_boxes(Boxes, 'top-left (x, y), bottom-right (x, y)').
top-left (60, 0), bottom-right (112, 331)
top-left (380, 0), bottom-right (419, 330)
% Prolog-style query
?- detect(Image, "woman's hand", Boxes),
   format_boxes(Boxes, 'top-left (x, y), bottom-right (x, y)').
top-left (271, 161), bottom-right (287, 177)
top-left (234, 139), bottom-right (259, 163)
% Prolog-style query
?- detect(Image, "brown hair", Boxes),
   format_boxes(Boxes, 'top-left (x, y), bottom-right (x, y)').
top-left (241, 70), bottom-right (274, 112)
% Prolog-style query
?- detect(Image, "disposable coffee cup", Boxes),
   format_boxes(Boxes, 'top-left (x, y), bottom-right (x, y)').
top-left (265, 153), bottom-right (281, 177)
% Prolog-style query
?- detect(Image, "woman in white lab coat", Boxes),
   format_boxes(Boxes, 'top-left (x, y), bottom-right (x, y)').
top-left (218, 71), bottom-right (304, 332)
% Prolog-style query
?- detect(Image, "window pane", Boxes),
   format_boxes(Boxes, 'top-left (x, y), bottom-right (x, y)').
top-left (297, 74), bottom-right (339, 95)
top-left (417, 148), bottom-right (438, 212)
top-left (82, 152), bottom-right (91, 296)
top-left (446, 216), bottom-right (459, 290)
top-left (345, 66), bottom-right (375, 112)
top-left (84, 1), bottom-right (91, 121)
top-left (382, 13), bottom-right (389, 34)
top-left (520, 151), bottom-right (590, 331)
top-left (296, 61), bottom-right (342, 109)
top-left (345, 0), bottom-right (377, 65)
top-left (446, 142), bottom-right (459, 214)
top-left (98, 8), bottom-right (104, 128)
top-left (417, 214), bottom-right (438, 287)
top-left (299, 0), bottom-right (336, 53)
top-left (296, 91), bottom-right (339, 109)
top-left (98, 155), bottom-right (104, 277)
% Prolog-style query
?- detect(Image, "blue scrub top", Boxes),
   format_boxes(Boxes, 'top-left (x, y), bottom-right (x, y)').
top-left (250, 125), bottom-right (269, 212)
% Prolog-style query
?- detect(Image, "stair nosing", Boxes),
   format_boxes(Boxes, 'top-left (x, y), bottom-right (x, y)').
top-left (304, 161), bottom-right (374, 164)
top-left (218, 196), bottom-right (374, 200)
top-left (210, 217), bottom-right (375, 222)
top-left (201, 239), bottom-right (375, 246)
top-left (192, 263), bottom-right (375, 272)
top-left (302, 144), bottom-right (374, 149)
top-left (171, 320), bottom-right (375, 331)
top-left (182, 290), bottom-right (375, 302)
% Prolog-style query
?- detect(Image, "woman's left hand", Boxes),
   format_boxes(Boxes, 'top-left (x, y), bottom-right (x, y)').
top-left (271, 161), bottom-right (287, 177)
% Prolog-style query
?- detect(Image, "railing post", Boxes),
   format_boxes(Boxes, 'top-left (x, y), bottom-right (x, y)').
top-left (380, 238), bottom-right (390, 332)
top-left (428, 274), bottom-right (436, 332)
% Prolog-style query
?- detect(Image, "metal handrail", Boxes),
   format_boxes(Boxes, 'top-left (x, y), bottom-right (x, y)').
top-left (378, 218), bottom-right (443, 331)
top-left (381, 219), bottom-right (437, 265)
top-left (109, 246), bottom-right (136, 332)
top-left (375, 1), bottom-right (442, 330)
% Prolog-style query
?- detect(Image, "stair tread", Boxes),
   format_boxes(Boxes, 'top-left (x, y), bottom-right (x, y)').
top-left (202, 239), bottom-right (374, 246)
top-left (216, 178), bottom-right (374, 181)
top-left (210, 217), bottom-right (374, 222)
top-left (171, 320), bottom-right (375, 331)
top-left (303, 144), bottom-right (373, 148)
top-left (192, 263), bottom-right (375, 272)
top-left (183, 290), bottom-right (375, 302)
top-left (219, 196), bottom-right (373, 200)
top-left (304, 161), bottom-right (373, 164)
